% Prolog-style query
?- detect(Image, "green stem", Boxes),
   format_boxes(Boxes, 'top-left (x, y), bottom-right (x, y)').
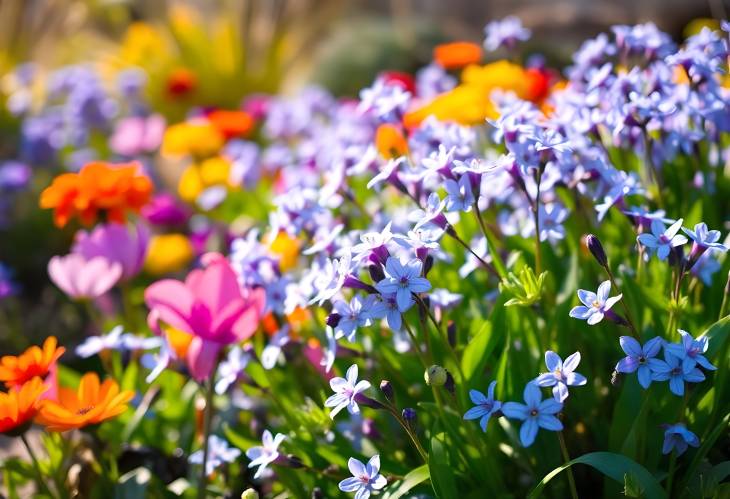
top-left (532, 168), bottom-right (543, 275)
top-left (558, 431), bottom-right (579, 499)
top-left (605, 267), bottom-right (641, 339)
top-left (473, 203), bottom-right (507, 278)
top-left (402, 319), bottom-right (429, 369)
top-left (21, 433), bottom-right (56, 499)
top-left (197, 370), bottom-right (217, 499)
top-left (666, 450), bottom-right (677, 496)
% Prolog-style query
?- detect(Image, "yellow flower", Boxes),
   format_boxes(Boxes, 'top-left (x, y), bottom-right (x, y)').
top-left (178, 156), bottom-right (234, 203)
top-left (144, 234), bottom-right (194, 275)
top-left (161, 121), bottom-right (224, 159)
top-left (264, 231), bottom-right (301, 272)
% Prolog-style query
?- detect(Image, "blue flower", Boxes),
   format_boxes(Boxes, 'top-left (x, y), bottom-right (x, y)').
top-left (338, 455), bottom-right (387, 499)
top-left (368, 293), bottom-right (403, 331)
top-left (535, 351), bottom-right (587, 402)
top-left (325, 364), bottom-right (371, 419)
top-left (569, 280), bottom-right (622, 325)
top-left (463, 380), bottom-right (502, 431)
top-left (682, 222), bottom-right (727, 252)
top-left (483, 16), bottom-right (531, 51)
top-left (246, 430), bottom-right (286, 479)
top-left (664, 329), bottom-right (716, 372)
top-left (375, 257), bottom-right (431, 312)
top-left (637, 218), bottom-right (688, 261)
top-left (444, 175), bottom-right (475, 213)
top-left (649, 352), bottom-right (705, 396)
top-left (502, 382), bottom-right (563, 447)
top-left (662, 423), bottom-right (699, 456)
top-left (332, 295), bottom-right (376, 342)
top-left (189, 435), bottom-right (241, 477)
top-left (615, 336), bottom-right (664, 389)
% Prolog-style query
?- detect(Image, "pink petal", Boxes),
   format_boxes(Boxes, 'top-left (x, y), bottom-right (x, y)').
top-left (144, 279), bottom-right (195, 334)
top-left (186, 337), bottom-right (221, 381)
top-left (186, 259), bottom-right (242, 315)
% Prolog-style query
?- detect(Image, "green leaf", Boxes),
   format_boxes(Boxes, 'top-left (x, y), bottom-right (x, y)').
top-left (429, 432), bottom-right (458, 499)
top-left (383, 464), bottom-right (430, 499)
top-left (623, 472), bottom-right (644, 497)
top-left (527, 452), bottom-right (667, 499)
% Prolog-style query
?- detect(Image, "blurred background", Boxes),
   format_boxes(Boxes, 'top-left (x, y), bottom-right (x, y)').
top-left (0, 0), bottom-right (727, 352)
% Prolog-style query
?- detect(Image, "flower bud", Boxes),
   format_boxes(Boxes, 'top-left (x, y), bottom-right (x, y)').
top-left (326, 313), bottom-right (342, 328)
top-left (424, 365), bottom-right (447, 386)
top-left (584, 234), bottom-right (607, 267)
top-left (242, 489), bottom-right (260, 499)
top-left (402, 407), bottom-right (417, 424)
top-left (447, 321), bottom-right (457, 347)
top-left (444, 371), bottom-right (455, 395)
top-left (379, 380), bottom-right (395, 403)
top-left (367, 262), bottom-right (385, 283)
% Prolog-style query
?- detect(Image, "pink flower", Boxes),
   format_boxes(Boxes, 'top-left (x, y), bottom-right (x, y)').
top-left (48, 254), bottom-right (122, 300)
top-left (73, 223), bottom-right (150, 281)
top-left (144, 255), bottom-right (265, 380)
top-left (110, 114), bottom-right (165, 157)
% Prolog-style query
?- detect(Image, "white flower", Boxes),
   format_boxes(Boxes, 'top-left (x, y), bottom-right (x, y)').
top-left (246, 430), bottom-right (286, 479)
top-left (324, 364), bottom-right (371, 419)
top-left (338, 455), bottom-right (387, 499)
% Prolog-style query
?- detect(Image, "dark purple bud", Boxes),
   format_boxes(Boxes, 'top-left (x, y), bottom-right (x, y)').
top-left (379, 380), bottom-right (395, 403)
top-left (685, 242), bottom-right (706, 271)
top-left (447, 321), bottom-right (457, 347)
top-left (326, 313), bottom-right (342, 328)
top-left (368, 262), bottom-right (385, 283)
top-left (584, 234), bottom-right (608, 267)
top-left (354, 393), bottom-right (385, 410)
top-left (402, 407), bottom-right (417, 424)
top-left (605, 309), bottom-right (629, 327)
top-left (423, 254), bottom-right (434, 276)
top-left (444, 372), bottom-right (455, 396)
top-left (343, 274), bottom-right (378, 294)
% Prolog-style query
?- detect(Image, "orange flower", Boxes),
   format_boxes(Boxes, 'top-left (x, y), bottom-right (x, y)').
top-left (0, 337), bottom-right (65, 388)
top-left (375, 124), bottom-right (409, 159)
top-left (433, 42), bottom-right (483, 69)
top-left (207, 110), bottom-right (255, 139)
top-left (0, 377), bottom-right (48, 436)
top-left (37, 372), bottom-right (134, 432)
top-left (166, 67), bottom-right (198, 98)
top-left (40, 161), bottom-right (153, 227)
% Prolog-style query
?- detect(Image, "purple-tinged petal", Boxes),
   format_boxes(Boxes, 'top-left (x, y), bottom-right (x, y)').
top-left (616, 356), bottom-right (639, 373)
top-left (562, 352), bottom-right (581, 373)
top-left (544, 351), bottom-right (562, 371)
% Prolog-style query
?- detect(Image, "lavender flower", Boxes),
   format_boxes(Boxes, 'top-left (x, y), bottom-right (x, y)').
top-left (463, 380), bottom-right (502, 431)
top-left (569, 280), bottom-right (622, 325)
top-left (662, 423), bottom-right (699, 456)
top-left (189, 435), bottom-right (241, 476)
top-left (484, 16), bottom-right (531, 51)
top-left (683, 222), bottom-right (728, 263)
top-left (368, 294), bottom-right (403, 331)
top-left (325, 364), bottom-right (371, 419)
top-left (502, 382), bottom-right (563, 447)
top-left (649, 352), bottom-right (705, 396)
top-left (338, 455), bottom-right (387, 499)
top-left (535, 351), bottom-right (587, 402)
top-left (637, 219), bottom-right (688, 261)
top-left (246, 430), bottom-right (286, 479)
top-left (615, 336), bottom-right (664, 388)
top-left (375, 257), bottom-right (431, 312)
top-left (215, 346), bottom-right (251, 394)
top-left (332, 296), bottom-right (375, 342)
top-left (665, 330), bottom-right (716, 372)
top-left (444, 175), bottom-right (475, 212)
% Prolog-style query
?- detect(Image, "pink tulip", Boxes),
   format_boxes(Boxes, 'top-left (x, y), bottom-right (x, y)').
top-left (144, 255), bottom-right (265, 381)
top-left (110, 114), bottom-right (165, 157)
top-left (73, 223), bottom-right (150, 281)
top-left (48, 254), bottom-right (123, 299)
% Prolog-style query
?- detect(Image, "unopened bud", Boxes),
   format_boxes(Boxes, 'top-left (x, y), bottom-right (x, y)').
top-left (585, 234), bottom-right (607, 267)
top-left (326, 313), bottom-right (342, 328)
top-left (368, 262), bottom-right (385, 283)
top-left (242, 489), bottom-right (259, 499)
top-left (447, 321), bottom-right (457, 347)
top-left (379, 380), bottom-right (395, 403)
top-left (424, 365), bottom-right (447, 386)
top-left (402, 407), bottom-right (417, 424)
top-left (444, 372), bottom-right (455, 395)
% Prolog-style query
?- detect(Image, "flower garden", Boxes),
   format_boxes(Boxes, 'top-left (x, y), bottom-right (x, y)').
top-left (0, 8), bottom-right (728, 499)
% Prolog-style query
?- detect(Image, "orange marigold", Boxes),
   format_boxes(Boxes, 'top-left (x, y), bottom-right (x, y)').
top-left (375, 124), bottom-right (409, 159)
top-left (0, 337), bottom-right (65, 388)
top-left (0, 377), bottom-right (48, 436)
top-left (37, 372), bottom-right (134, 432)
top-left (433, 42), bottom-right (483, 69)
top-left (207, 110), bottom-right (255, 139)
top-left (40, 161), bottom-right (153, 227)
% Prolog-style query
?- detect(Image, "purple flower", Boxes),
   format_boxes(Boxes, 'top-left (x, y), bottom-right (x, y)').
top-left (483, 16), bottom-right (531, 51)
top-left (325, 364), bottom-right (371, 419)
top-left (615, 336), bottom-right (664, 388)
top-left (536, 351), bottom-right (587, 402)
top-left (502, 382), bottom-right (563, 447)
top-left (649, 352), bottom-right (706, 396)
top-left (310, 251), bottom-right (353, 305)
top-left (0, 162), bottom-right (31, 191)
top-left (72, 223), bottom-right (149, 281)
top-left (189, 435), bottom-right (241, 476)
top-left (682, 222), bottom-right (728, 260)
top-left (569, 280), bottom-right (622, 325)
top-left (141, 193), bottom-right (192, 226)
top-left (463, 380), bottom-right (502, 431)
top-left (0, 263), bottom-right (17, 300)
top-left (368, 293), bottom-right (403, 331)
top-left (664, 330), bottom-right (716, 372)
top-left (338, 455), bottom-right (387, 499)
top-left (246, 430), bottom-right (286, 479)
top-left (332, 296), bottom-right (375, 342)
top-left (409, 193), bottom-right (447, 231)
top-left (637, 219), bottom-right (688, 261)
top-left (215, 346), bottom-right (251, 394)
top-left (375, 257), bottom-right (431, 312)
top-left (661, 423), bottom-right (699, 456)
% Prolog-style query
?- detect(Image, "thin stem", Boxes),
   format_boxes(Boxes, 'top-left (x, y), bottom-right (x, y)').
top-left (197, 370), bottom-right (217, 499)
top-left (21, 433), bottom-right (56, 499)
top-left (402, 319), bottom-right (429, 369)
top-left (605, 267), bottom-right (641, 339)
top-left (558, 431), bottom-right (579, 499)
top-left (719, 272), bottom-right (730, 320)
top-left (448, 227), bottom-right (500, 278)
top-left (385, 405), bottom-right (428, 462)
top-left (473, 203), bottom-right (507, 278)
